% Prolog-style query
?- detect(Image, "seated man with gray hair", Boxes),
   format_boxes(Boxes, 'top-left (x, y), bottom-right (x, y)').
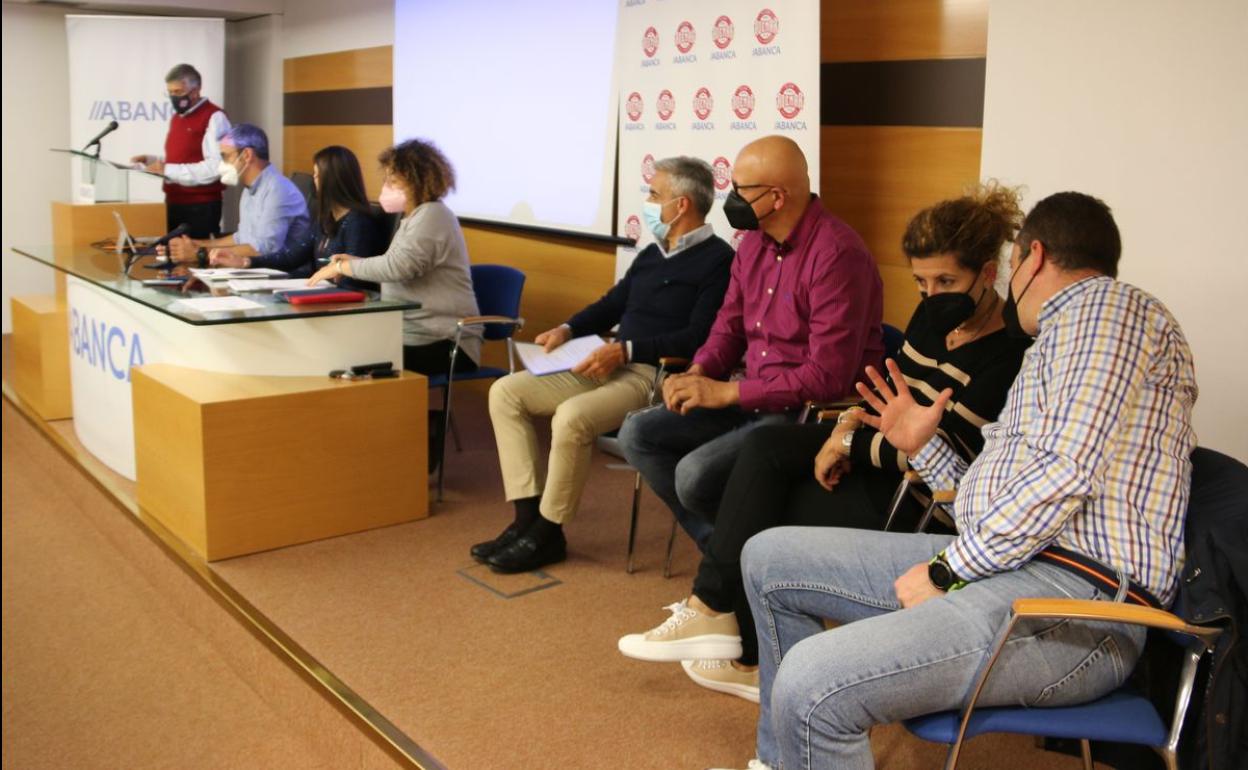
top-left (166, 123), bottom-right (314, 272)
top-left (475, 156), bottom-right (735, 574)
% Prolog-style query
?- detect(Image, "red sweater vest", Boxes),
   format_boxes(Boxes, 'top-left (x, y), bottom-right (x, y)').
top-left (163, 100), bottom-right (226, 205)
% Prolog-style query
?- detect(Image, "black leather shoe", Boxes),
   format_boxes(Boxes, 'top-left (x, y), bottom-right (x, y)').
top-left (469, 522), bottom-right (525, 563)
top-left (486, 528), bottom-right (567, 574)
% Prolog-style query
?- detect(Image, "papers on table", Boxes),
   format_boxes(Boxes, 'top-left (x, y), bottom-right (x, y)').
top-left (168, 296), bottom-right (264, 314)
top-left (189, 267), bottom-right (288, 280)
top-left (227, 279), bottom-right (331, 293)
top-left (515, 335), bottom-right (605, 376)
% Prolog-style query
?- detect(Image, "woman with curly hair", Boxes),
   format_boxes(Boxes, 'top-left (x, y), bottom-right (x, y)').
top-left (309, 138), bottom-right (481, 376)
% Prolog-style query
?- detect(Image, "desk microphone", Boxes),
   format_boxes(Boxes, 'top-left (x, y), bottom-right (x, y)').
top-left (83, 120), bottom-right (119, 153)
top-left (150, 222), bottom-right (190, 249)
top-left (130, 223), bottom-right (190, 271)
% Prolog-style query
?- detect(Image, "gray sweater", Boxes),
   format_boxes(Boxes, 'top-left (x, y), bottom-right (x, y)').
top-left (349, 201), bottom-right (482, 363)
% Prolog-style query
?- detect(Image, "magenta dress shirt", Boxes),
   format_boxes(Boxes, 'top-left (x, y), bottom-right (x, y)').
top-left (692, 195), bottom-right (884, 412)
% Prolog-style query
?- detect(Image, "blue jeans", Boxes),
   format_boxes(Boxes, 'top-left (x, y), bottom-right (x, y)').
top-left (743, 527), bottom-right (1146, 770)
top-left (617, 406), bottom-right (791, 550)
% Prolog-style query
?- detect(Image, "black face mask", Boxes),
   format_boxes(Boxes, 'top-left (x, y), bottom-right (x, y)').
top-left (1003, 253), bottom-right (1039, 339)
top-left (920, 287), bottom-right (983, 336)
top-left (723, 188), bottom-right (773, 231)
top-left (170, 94), bottom-right (194, 115)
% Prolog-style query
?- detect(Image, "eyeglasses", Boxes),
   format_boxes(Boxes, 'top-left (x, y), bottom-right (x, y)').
top-left (731, 183), bottom-right (777, 204)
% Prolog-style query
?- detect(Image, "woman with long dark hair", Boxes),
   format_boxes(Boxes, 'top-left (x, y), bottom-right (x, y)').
top-left (307, 138), bottom-right (480, 377)
top-left (216, 145), bottom-right (389, 278)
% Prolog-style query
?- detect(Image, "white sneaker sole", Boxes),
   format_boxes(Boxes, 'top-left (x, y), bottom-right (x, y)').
top-left (681, 660), bottom-right (761, 704)
top-left (617, 633), bottom-right (743, 662)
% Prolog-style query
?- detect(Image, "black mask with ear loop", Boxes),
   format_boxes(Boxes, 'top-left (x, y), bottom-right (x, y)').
top-left (920, 284), bottom-right (986, 336)
top-left (1003, 252), bottom-right (1039, 339)
top-left (723, 187), bottom-right (776, 231)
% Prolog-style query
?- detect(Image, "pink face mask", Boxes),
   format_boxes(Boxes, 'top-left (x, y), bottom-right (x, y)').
top-left (379, 182), bottom-right (408, 214)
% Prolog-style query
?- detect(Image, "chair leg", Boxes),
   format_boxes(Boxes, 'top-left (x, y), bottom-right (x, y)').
top-left (436, 382), bottom-right (451, 503)
top-left (626, 472), bottom-right (642, 574)
top-left (882, 479), bottom-right (912, 532)
top-left (663, 516), bottom-right (678, 578)
top-left (449, 411), bottom-right (463, 452)
top-left (916, 501), bottom-right (938, 533)
top-left (1080, 739), bottom-right (1093, 770)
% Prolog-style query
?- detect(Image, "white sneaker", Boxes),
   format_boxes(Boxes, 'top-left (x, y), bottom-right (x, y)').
top-left (617, 600), bottom-right (743, 661)
top-left (706, 760), bottom-right (773, 770)
top-left (682, 659), bottom-right (760, 703)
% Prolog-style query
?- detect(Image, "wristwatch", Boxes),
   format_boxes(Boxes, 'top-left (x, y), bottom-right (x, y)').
top-left (840, 429), bottom-right (855, 451)
top-left (928, 551), bottom-right (968, 592)
top-left (196, 247), bottom-right (208, 268)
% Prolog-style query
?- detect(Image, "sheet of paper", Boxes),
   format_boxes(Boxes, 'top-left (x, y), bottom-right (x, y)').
top-left (189, 267), bottom-right (288, 280)
top-left (514, 335), bottom-right (605, 376)
top-left (227, 279), bottom-right (330, 293)
top-left (168, 296), bottom-right (265, 313)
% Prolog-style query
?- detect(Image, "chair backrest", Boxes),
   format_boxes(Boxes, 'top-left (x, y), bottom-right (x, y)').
top-left (290, 171), bottom-right (317, 215)
top-left (470, 264), bottom-right (526, 340)
top-left (883, 323), bottom-right (905, 361)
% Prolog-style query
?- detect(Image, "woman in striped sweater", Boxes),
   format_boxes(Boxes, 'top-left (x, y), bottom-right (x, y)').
top-left (617, 184), bottom-right (1032, 701)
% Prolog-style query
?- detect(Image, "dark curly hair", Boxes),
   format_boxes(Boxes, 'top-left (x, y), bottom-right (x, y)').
top-left (378, 138), bottom-right (456, 206)
top-left (902, 181), bottom-right (1023, 271)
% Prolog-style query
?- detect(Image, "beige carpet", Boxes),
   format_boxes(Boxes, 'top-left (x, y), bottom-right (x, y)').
top-left (207, 392), bottom-right (1095, 770)
top-left (1, 400), bottom-right (403, 770)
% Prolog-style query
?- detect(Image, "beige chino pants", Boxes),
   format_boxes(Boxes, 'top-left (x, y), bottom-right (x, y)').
top-left (488, 364), bottom-right (656, 523)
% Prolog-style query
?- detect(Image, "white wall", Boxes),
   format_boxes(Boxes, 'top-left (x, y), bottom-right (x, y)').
top-left (279, 0), bottom-right (393, 59)
top-left (1, 3), bottom-right (74, 333)
top-left (981, 0), bottom-right (1248, 461)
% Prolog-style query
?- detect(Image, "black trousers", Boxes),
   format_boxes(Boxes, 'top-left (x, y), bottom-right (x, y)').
top-left (690, 422), bottom-right (919, 665)
top-left (402, 340), bottom-right (479, 378)
top-left (166, 200), bottom-right (223, 239)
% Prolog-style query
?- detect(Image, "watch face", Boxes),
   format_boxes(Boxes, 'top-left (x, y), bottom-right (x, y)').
top-left (928, 559), bottom-right (953, 590)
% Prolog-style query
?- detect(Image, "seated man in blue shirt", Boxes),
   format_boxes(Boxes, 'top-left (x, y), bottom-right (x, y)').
top-left (166, 123), bottom-right (314, 271)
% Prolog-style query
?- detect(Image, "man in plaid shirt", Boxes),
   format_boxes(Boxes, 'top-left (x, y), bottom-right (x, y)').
top-left (714, 192), bottom-right (1198, 770)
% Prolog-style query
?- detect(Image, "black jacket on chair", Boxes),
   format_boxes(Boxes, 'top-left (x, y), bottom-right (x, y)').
top-left (1177, 447), bottom-right (1248, 770)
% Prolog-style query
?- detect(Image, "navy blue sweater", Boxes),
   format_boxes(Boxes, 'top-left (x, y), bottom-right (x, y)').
top-left (566, 235), bottom-right (733, 365)
top-left (250, 208), bottom-right (389, 279)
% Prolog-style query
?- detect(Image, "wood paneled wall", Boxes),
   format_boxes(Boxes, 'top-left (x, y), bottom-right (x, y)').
top-left (281, 45), bottom-right (616, 369)
top-left (820, 0), bottom-right (989, 328)
top-left (284, 1), bottom-right (990, 344)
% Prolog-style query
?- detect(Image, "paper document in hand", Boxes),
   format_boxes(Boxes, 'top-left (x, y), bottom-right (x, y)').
top-left (168, 296), bottom-right (264, 313)
top-left (227, 279), bottom-right (331, 293)
top-left (515, 335), bottom-right (606, 376)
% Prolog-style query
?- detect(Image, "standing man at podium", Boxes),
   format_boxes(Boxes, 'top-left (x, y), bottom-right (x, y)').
top-left (130, 63), bottom-right (231, 238)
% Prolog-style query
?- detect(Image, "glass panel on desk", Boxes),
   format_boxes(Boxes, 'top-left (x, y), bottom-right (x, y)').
top-left (11, 245), bottom-right (420, 326)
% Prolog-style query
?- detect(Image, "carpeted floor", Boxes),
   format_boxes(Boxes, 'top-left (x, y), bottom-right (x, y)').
top-left (3, 372), bottom-right (1103, 769)
top-left (1, 400), bottom-right (404, 770)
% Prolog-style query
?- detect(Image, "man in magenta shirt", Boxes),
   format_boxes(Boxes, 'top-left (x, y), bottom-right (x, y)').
top-left (619, 136), bottom-right (884, 549)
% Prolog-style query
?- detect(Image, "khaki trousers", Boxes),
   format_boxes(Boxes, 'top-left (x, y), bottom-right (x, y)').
top-left (488, 364), bottom-right (656, 523)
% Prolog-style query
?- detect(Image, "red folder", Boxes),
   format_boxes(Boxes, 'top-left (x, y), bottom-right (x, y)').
top-left (275, 288), bottom-right (367, 305)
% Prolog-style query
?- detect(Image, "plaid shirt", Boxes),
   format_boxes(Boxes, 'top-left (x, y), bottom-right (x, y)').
top-left (912, 276), bottom-right (1197, 604)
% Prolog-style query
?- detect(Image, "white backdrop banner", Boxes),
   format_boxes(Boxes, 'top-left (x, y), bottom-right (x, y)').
top-left (66, 15), bottom-right (225, 204)
top-left (615, 1), bottom-right (820, 277)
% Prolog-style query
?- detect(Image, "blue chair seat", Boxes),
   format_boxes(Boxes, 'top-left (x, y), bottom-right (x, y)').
top-left (904, 687), bottom-right (1167, 747)
top-left (426, 366), bottom-right (510, 390)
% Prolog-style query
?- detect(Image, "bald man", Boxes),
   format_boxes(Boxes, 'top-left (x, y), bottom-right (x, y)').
top-left (618, 136), bottom-right (884, 550)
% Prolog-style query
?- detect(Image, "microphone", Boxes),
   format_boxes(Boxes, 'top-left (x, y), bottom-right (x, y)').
top-left (151, 222), bottom-right (190, 248)
top-left (83, 120), bottom-right (120, 152)
top-left (133, 222), bottom-right (190, 264)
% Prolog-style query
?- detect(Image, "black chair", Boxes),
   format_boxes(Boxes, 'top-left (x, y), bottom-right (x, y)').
top-left (597, 357), bottom-right (689, 576)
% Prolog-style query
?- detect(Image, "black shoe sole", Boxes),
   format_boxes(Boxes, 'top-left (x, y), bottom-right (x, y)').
top-left (486, 548), bottom-right (567, 575)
